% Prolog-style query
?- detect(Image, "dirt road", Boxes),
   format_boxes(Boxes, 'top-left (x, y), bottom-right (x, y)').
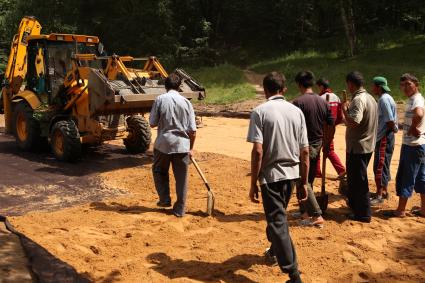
top-left (3, 116), bottom-right (423, 282)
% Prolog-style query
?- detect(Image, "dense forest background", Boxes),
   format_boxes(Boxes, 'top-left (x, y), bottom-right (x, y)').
top-left (1, 0), bottom-right (425, 67)
top-left (1, 0), bottom-right (425, 102)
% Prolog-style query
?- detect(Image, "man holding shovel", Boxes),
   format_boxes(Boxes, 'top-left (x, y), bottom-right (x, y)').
top-left (293, 71), bottom-right (334, 228)
top-left (248, 72), bottom-right (308, 283)
top-left (150, 73), bottom-right (197, 218)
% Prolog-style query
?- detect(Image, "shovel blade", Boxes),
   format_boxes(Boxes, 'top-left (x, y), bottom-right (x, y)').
top-left (206, 190), bottom-right (215, 216)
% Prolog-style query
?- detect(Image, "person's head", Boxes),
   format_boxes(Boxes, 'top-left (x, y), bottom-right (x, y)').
top-left (316, 78), bottom-right (330, 93)
top-left (164, 73), bottom-right (182, 91)
top-left (295, 71), bottom-right (315, 92)
top-left (345, 71), bottom-right (364, 94)
top-left (400, 73), bottom-right (419, 97)
top-left (371, 76), bottom-right (390, 96)
top-left (262, 72), bottom-right (287, 98)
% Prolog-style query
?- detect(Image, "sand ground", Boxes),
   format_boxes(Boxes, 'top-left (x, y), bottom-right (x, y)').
top-left (7, 117), bottom-right (425, 283)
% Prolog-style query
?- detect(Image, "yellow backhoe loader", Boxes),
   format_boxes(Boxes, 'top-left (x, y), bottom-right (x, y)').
top-left (1, 16), bottom-right (205, 161)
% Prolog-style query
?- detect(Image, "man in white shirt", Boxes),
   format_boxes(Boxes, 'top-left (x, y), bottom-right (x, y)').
top-left (387, 73), bottom-right (425, 218)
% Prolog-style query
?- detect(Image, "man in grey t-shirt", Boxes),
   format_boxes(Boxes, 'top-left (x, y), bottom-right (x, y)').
top-left (149, 73), bottom-right (197, 217)
top-left (247, 72), bottom-right (308, 283)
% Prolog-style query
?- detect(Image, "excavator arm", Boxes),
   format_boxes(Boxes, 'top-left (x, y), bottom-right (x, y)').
top-left (1, 16), bottom-right (41, 133)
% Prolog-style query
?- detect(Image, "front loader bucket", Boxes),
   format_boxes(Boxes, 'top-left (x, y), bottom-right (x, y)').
top-left (88, 68), bottom-right (204, 116)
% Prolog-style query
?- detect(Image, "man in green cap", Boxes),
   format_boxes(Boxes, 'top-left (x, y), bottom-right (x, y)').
top-left (371, 76), bottom-right (398, 205)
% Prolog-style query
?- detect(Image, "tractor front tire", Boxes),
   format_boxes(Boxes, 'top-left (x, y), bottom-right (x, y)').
top-left (13, 102), bottom-right (42, 151)
top-left (124, 115), bottom-right (151, 154)
top-left (50, 120), bottom-right (82, 162)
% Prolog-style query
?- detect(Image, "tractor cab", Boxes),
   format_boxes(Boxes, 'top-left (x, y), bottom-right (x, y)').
top-left (25, 34), bottom-right (102, 106)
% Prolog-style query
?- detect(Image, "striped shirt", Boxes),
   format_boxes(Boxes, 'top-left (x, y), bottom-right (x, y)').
top-left (403, 92), bottom-right (425, 146)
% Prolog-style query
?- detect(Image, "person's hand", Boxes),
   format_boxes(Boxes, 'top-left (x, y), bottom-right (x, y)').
top-left (408, 126), bottom-right (421, 138)
top-left (296, 183), bottom-right (308, 201)
top-left (323, 142), bottom-right (331, 156)
top-left (342, 101), bottom-right (349, 113)
top-left (249, 183), bottom-right (260, 203)
top-left (189, 150), bottom-right (194, 158)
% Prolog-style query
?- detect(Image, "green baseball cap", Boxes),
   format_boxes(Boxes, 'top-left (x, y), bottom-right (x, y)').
top-left (373, 76), bottom-right (391, 92)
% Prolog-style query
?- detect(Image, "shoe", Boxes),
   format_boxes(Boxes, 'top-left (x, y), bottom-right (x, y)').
top-left (286, 272), bottom-right (302, 283)
top-left (172, 212), bottom-right (183, 217)
top-left (264, 248), bottom-right (277, 265)
top-left (346, 213), bottom-right (371, 223)
top-left (298, 218), bottom-right (324, 229)
top-left (337, 171), bottom-right (347, 180)
top-left (157, 201), bottom-right (172, 208)
top-left (382, 192), bottom-right (390, 200)
top-left (331, 171), bottom-right (347, 181)
top-left (370, 196), bottom-right (384, 206)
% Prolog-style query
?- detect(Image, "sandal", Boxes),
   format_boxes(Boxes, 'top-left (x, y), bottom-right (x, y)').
top-left (298, 218), bottom-right (324, 229)
top-left (383, 210), bottom-right (406, 218)
top-left (411, 209), bottom-right (425, 217)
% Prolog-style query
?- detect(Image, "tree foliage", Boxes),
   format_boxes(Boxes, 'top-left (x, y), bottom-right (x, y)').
top-left (0, 0), bottom-right (425, 67)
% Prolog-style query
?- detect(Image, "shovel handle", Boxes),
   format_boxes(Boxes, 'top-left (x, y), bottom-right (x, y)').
top-left (190, 156), bottom-right (211, 191)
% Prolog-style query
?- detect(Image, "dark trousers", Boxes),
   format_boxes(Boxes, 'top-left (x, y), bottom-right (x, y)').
top-left (152, 149), bottom-right (190, 216)
top-left (346, 152), bottom-right (372, 221)
top-left (373, 132), bottom-right (395, 190)
top-left (300, 142), bottom-right (323, 217)
top-left (260, 180), bottom-right (299, 276)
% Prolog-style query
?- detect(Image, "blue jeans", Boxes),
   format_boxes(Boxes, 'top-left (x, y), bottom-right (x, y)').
top-left (396, 144), bottom-right (425, 198)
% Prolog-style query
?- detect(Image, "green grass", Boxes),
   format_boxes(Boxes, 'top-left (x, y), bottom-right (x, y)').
top-left (249, 36), bottom-right (425, 102)
top-left (189, 64), bottom-right (256, 104)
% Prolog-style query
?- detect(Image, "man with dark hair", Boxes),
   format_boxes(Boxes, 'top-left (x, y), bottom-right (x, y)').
top-left (386, 73), bottom-right (425, 217)
top-left (315, 78), bottom-right (346, 179)
top-left (293, 71), bottom-right (334, 228)
top-left (248, 71), bottom-right (308, 283)
top-left (150, 73), bottom-right (197, 217)
top-left (342, 71), bottom-right (378, 223)
top-left (371, 76), bottom-right (398, 205)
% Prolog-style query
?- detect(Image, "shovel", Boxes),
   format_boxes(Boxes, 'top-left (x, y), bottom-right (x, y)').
top-left (190, 156), bottom-right (215, 216)
top-left (317, 94), bottom-right (330, 212)
top-left (317, 149), bottom-right (329, 212)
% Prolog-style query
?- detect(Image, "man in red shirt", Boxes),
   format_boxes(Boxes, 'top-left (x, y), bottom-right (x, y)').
top-left (315, 78), bottom-right (346, 179)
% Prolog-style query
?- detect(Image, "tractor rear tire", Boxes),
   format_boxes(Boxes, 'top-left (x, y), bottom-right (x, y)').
top-left (50, 120), bottom-right (82, 162)
top-left (13, 102), bottom-right (42, 151)
top-left (124, 115), bottom-right (151, 154)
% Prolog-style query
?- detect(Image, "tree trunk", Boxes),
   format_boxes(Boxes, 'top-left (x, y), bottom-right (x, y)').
top-left (340, 0), bottom-right (357, 57)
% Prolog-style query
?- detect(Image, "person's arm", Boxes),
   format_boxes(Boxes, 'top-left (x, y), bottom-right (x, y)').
top-left (408, 107), bottom-right (424, 137)
top-left (250, 142), bottom-right (263, 203)
top-left (380, 100), bottom-right (397, 132)
top-left (247, 111), bottom-right (263, 203)
top-left (149, 99), bottom-right (160, 128)
top-left (297, 114), bottom-right (309, 201)
top-left (342, 98), bottom-right (363, 128)
top-left (386, 121), bottom-right (396, 132)
top-left (296, 146), bottom-right (309, 201)
top-left (188, 131), bottom-right (196, 156)
top-left (187, 103), bottom-right (197, 156)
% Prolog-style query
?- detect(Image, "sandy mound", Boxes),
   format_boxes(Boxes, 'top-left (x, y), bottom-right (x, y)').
top-left (10, 150), bottom-right (425, 282)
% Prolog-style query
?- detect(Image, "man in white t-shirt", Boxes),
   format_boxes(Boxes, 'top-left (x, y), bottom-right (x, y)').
top-left (387, 73), bottom-right (425, 218)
